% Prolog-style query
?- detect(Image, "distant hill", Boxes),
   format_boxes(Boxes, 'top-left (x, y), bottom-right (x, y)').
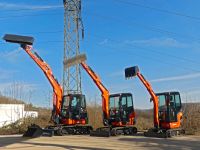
top-left (0, 95), bottom-right (199, 135)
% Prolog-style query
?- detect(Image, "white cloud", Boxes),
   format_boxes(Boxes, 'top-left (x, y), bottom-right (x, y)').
top-left (151, 73), bottom-right (200, 83)
top-left (0, 48), bottom-right (22, 62)
top-left (125, 37), bottom-right (187, 48)
top-left (99, 39), bottom-right (109, 45)
top-left (0, 2), bottom-right (62, 10)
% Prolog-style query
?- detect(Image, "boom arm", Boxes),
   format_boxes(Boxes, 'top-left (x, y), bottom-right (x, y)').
top-left (81, 62), bottom-right (110, 121)
top-left (63, 53), bottom-right (110, 123)
top-left (125, 66), bottom-right (159, 128)
top-left (23, 45), bottom-right (63, 118)
top-left (3, 34), bottom-right (63, 121)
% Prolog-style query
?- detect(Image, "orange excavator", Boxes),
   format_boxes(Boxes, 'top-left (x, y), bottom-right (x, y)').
top-left (3, 34), bottom-right (92, 137)
top-left (64, 54), bottom-right (137, 137)
top-left (125, 66), bottom-right (184, 137)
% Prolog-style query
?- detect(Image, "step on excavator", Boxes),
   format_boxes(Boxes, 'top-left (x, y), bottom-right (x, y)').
top-left (3, 34), bottom-right (92, 137)
top-left (64, 54), bottom-right (137, 137)
top-left (125, 66), bottom-right (185, 138)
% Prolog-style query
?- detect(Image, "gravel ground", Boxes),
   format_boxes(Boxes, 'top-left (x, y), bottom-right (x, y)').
top-left (0, 134), bottom-right (200, 150)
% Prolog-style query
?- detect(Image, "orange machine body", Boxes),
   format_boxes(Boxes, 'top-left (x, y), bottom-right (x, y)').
top-left (81, 62), bottom-right (136, 127)
top-left (23, 46), bottom-right (89, 126)
top-left (135, 72), bottom-right (182, 129)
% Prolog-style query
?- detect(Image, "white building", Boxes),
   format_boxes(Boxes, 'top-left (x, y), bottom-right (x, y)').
top-left (0, 104), bottom-right (38, 127)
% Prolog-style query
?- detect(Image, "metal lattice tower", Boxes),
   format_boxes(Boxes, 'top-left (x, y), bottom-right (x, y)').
top-left (63, 0), bottom-right (84, 94)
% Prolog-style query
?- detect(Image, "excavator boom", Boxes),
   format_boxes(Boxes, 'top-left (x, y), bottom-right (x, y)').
top-left (64, 54), bottom-right (110, 121)
top-left (3, 34), bottom-right (92, 137)
top-left (125, 66), bottom-right (159, 128)
top-left (125, 66), bottom-right (184, 138)
top-left (65, 54), bottom-right (137, 137)
top-left (3, 34), bottom-right (63, 121)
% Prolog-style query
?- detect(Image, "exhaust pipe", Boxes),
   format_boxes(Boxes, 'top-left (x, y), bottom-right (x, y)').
top-left (3, 34), bottom-right (34, 45)
top-left (63, 53), bottom-right (87, 68)
top-left (125, 66), bottom-right (139, 78)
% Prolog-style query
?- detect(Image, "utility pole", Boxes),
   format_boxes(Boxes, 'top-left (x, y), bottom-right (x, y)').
top-left (63, 0), bottom-right (84, 94)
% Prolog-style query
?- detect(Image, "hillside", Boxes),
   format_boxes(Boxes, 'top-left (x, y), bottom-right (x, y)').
top-left (0, 95), bottom-right (200, 135)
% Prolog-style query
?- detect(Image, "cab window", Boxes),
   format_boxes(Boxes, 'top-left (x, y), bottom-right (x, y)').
top-left (127, 96), bottom-right (133, 107)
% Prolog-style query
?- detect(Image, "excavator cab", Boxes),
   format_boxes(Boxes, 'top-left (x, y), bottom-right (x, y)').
top-left (109, 93), bottom-right (135, 126)
top-left (156, 92), bottom-right (182, 129)
top-left (125, 65), bottom-right (184, 137)
top-left (61, 94), bottom-right (88, 125)
top-left (3, 34), bottom-right (93, 137)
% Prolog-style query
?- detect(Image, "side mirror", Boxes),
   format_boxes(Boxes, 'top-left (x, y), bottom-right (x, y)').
top-left (150, 98), bottom-right (153, 102)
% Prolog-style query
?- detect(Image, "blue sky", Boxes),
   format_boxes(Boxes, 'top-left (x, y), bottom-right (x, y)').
top-left (0, 0), bottom-right (200, 109)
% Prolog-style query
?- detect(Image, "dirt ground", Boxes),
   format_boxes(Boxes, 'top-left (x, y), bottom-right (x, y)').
top-left (0, 134), bottom-right (199, 150)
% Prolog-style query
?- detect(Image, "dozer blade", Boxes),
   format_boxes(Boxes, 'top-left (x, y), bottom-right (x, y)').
top-left (23, 124), bottom-right (43, 138)
top-left (125, 66), bottom-right (139, 78)
top-left (3, 34), bottom-right (34, 45)
top-left (90, 127), bottom-right (111, 137)
top-left (64, 54), bottom-right (87, 68)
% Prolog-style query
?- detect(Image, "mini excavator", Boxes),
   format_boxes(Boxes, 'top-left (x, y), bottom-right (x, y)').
top-left (3, 34), bottom-right (92, 137)
top-left (64, 54), bottom-right (137, 137)
top-left (125, 66), bottom-right (184, 138)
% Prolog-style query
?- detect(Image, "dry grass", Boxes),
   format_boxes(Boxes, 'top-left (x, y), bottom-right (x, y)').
top-left (182, 103), bottom-right (200, 135)
top-left (0, 95), bottom-right (200, 135)
top-left (135, 109), bottom-right (153, 130)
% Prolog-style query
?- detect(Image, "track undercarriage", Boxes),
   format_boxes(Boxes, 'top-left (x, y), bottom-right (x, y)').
top-left (90, 126), bottom-right (137, 137)
top-left (144, 128), bottom-right (185, 138)
top-left (23, 124), bottom-right (93, 138)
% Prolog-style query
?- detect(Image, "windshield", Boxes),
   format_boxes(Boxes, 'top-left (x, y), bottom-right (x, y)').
top-left (62, 96), bottom-right (70, 109)
top-left (157, 94), bottom-right (166, 111)
top-left (62, 95), bottom-right (86, 109)
top-left (71, 95), bottom-right (86, 108)
top-left (109, 96), bottom-right (120, 109)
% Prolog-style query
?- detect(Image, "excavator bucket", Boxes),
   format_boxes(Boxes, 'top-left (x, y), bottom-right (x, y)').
top-left (125, 66), bottom-right (139, 78)
top-left (23, 124), bottom-right (43, 138)
top-left (3, 34), bottom-right (34, 45)
top-left (64, 54), bottom-right (87, 68)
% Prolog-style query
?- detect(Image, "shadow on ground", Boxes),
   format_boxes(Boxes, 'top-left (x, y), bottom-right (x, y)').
top-left (118, 136), bottom-right (200, 150)
top-left (0, 136), bottom-right (27, 147)
top-left (0, 136), bottom-right (112, 150)
top-left (20, 142), bottom-right (112, 150)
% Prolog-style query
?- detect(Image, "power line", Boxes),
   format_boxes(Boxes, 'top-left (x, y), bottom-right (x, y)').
top-left (89, 12), bottom-right (200, 43)
top-left (0, 7), bottom-right (200, 44)
top-left (1, 32), bottom-right (200, 73)
top-left (90, 34), bottom-right (200, 73)
top-left (1, 29), bottom-right (200, 66)
top-left (112, 0), bottom-right (200, 21)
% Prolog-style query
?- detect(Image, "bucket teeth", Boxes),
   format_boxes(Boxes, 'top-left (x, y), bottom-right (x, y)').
top-left (3, 34), bottom-right (34, 45)
top-left (125, 66), bottom-right (139, 78)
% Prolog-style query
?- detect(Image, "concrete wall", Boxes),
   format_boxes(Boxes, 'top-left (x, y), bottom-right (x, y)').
top-left (0, 104), bottom-right (38, 127)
